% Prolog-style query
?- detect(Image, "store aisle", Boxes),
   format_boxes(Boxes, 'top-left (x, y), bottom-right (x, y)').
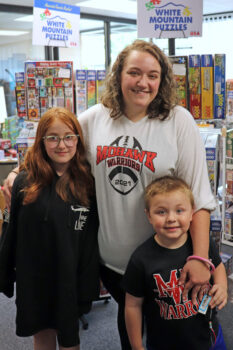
top-left (0, 280), bottom-right (233, 350)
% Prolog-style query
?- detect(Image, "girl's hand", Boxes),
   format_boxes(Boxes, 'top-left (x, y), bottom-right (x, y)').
top-left (208, 284), bottom-right (228, 310)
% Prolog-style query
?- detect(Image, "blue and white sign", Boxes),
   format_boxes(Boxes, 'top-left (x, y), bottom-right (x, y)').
top-left (33, 0), bottom-right (80, 48)
top-left (137, 0), bottom-right (203, 39)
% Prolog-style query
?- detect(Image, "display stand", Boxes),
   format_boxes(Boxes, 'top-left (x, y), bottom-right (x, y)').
top-left (221, 126), bottom-right (229, 244)
top-left (221, 123), bottom-right (233, 246)
top-left (24, 60), bottom-right (74, 121)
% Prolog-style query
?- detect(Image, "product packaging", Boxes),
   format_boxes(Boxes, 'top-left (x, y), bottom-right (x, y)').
top-left (220, 251), bottom-right (233, 275)
top-left (75, 70), bottom-right (87, 115)
top-left (96, 70), bottom-right (106, 104)
top-left (214, 54), bottom-right (226, 119)
top-left (15, 120), bottom-right (38, 163)
top-left (210, 219), bottom-right (222, 252)
top-left (226, 159), bottom-right (233, 195)
top-left (87, 70), bottom-right (96, 108)
top-left (201, 54), bottom-right (214, 119)
top-left (0, 139), bottom-right (11, 150)
top-left (226, 129), bottom-right (233, 157)
top-left (226, 79), bottom-right (233, 119)
top-left (225, 205), bottom-right (233, 241)
top-left (170, 56), bottom-right (188, 108)
top-left (188, 55), bottom-right (201, 119)
top-left (15, 72), bottom-right (27, 118)
top-left (202, 132), bottom-right (219, 195)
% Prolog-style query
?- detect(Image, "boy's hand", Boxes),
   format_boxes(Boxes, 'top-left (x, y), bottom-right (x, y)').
top-left (3, 171), bottom-right (17, 210)
top-left (179, 259), bottom-right (210, 304)
top-left (197, 283), bottom-right (211, 303)
top-left (208, 284), bottom-right (228, 310)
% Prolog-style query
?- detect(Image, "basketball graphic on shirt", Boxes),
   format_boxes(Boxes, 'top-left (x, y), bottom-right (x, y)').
top-left (106, 136), bottom-right (143, 195)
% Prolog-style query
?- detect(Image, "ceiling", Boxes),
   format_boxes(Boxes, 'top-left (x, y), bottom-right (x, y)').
top-left (0, 0), bottom-right (233, 18)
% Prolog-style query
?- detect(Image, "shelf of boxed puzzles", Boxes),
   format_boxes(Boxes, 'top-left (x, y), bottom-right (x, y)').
top-left (195, 117), bottom-right (233, 275)
top-left (223, 150), bottom-right (233, 247)
top-left (192, 116), bottom-right (233, 251)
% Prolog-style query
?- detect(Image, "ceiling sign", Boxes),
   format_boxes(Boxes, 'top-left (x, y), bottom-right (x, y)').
top-left (33, 0), bottom-right (80, 48)
top-left (137, 0), bottom-right (203, 39)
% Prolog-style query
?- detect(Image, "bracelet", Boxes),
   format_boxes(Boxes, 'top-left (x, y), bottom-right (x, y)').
top-left (10, 170), bottom-right (19, 175)
top-left (186, 255), bottom-right (216, 274)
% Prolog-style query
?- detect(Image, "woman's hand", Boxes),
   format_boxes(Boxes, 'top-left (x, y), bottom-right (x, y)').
top-left (179, 259), bottom-right (211, 304)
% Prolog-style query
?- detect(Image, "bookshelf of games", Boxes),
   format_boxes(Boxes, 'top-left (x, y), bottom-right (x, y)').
top-left (194, 119), bottom-right (233, 248)
top-left (169, 53), bottom-right (233, 248)
top-left (220, 119), bottom-right (233, 247)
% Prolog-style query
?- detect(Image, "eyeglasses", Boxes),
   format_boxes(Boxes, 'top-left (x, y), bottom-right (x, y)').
top-left (43, 134), bottom-right (79, 147)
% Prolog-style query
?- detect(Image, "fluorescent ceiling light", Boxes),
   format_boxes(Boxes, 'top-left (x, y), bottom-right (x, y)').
top-left (0, 30), bottom-right (29, 36)
top-left (76, 0), bottom-right (136, 14)
top-left (14, 15), bottom-right (34, 22)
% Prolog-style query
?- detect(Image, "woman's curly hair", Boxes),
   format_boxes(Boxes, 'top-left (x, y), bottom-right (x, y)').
top-left (101, 39), bottom-right (177, 120)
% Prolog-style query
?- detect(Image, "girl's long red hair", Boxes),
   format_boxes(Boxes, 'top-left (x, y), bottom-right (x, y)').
top-left (21, 107), bottom-right (94, 206)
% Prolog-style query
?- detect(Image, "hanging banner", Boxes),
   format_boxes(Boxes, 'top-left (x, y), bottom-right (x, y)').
top-left (137, 0), bottom-right (203, 39)
top-left (32, 0), bottom-right (80, 48)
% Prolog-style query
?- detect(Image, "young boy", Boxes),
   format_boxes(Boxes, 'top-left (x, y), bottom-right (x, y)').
top-left (122, 176), bottom-right (227, 350)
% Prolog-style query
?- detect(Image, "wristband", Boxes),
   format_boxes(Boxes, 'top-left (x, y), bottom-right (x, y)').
top-left (10, 170), bottom-right (18, 175)
top-left (186, 255), bottom-right (215, 274)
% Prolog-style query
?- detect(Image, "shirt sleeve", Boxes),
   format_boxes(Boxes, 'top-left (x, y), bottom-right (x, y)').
top-left (173, 107), bottom-right (216, 212)
top-left (121, 254), bottom-right (146, 298)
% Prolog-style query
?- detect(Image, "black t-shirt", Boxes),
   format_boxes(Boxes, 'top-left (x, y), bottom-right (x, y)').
top-left (122, 235), bottom-right (221, 350)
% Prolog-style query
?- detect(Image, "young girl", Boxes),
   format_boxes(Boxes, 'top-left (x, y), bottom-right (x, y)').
top-left (0, 107), bottom-right (99, 350)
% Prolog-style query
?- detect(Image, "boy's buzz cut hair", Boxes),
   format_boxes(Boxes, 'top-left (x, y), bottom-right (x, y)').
top-left (144, 175), bottom-right (195, 211)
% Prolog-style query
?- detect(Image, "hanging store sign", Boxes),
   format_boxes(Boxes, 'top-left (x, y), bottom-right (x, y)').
top-left (137, 0), bottom-right (203, 39)
top-left (33, 0), bottom-right (80, 48)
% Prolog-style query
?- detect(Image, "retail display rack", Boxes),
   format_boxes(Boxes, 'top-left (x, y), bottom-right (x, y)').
top-left (169, 53), bottom-right (233, 254)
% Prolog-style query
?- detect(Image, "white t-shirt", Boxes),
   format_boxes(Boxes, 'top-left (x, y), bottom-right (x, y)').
top-left (78, 104), bottom-right (216, 274)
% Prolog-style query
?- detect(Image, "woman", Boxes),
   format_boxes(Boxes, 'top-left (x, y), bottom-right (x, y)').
top-left (3, 40), bottom-right (216, 350)
top-left (78, 40), bottom-right (216, 349)
top-left (0, 107), bottom-right (99, 350)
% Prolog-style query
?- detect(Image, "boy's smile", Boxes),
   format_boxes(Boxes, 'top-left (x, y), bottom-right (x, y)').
top-left (146, 190), bottom-right (193, 249)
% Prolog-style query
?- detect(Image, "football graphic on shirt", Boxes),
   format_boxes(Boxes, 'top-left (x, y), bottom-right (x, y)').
top-left (106, 136), bottom-right (143, 195)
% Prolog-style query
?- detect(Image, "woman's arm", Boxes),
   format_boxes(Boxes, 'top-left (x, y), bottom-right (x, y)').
top-left (125, 293), bottom-right (145, 350)
top-left (174, 109), bottom-right (216, 301)
top-left (179, 209), bottom-right (211, 302)
top-left (3, 167), bottom-right (19, 210)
